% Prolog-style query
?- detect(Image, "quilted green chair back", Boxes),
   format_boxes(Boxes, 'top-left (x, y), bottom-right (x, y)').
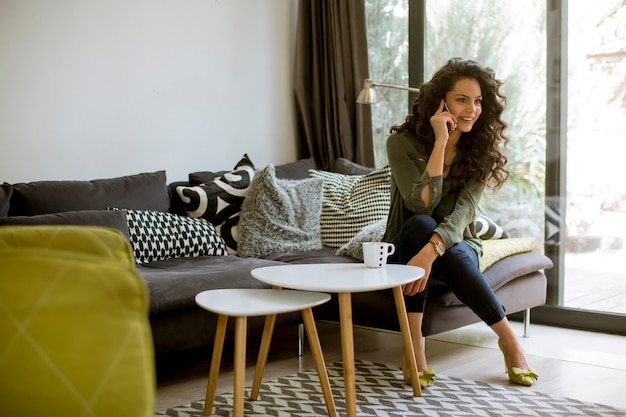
top-left (0, 225), bottom-right (155, 417)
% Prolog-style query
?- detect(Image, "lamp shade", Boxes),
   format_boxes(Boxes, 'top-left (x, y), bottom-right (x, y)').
top-left (356, 79), bottom-right (377, 104)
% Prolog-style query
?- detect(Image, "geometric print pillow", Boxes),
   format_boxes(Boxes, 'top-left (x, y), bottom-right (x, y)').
top-left (175, 154), bottom-right (255, 253)
top-left (175, 154), bottom-right (255, 224)
top-left (474, 213), bottom-right (509, 240)
top-left (113, 209), bottom-right (228, 264)
top-left (309, 165), bottom-right (391, 249)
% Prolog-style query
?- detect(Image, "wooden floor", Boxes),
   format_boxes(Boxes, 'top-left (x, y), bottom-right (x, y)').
top-left (565, 264), bottom-right (626, 314)
top-left (156, 320), bottom-right (626, 413)
top-left (566, 267), bottom-right (626, 313)
top-left (565, 246), bottom-right (626, 314)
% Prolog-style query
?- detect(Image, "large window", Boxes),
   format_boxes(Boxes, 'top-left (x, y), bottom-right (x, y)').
top-left (366, 0), bottom-right (546, 245)
top-left (365, 0), bottom-right (410, 166)
top-left (365, 0), bottom-right (626, 335)
top-left (562, 1), bottom-right (626, 315)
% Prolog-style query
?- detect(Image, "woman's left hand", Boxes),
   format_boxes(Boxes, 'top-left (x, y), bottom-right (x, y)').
top-left (402, 250), bottom-right (433, 295)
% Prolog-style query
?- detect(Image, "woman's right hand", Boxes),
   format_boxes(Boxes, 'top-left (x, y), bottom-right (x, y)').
top-left (429, 99), bottom-right (458, 141)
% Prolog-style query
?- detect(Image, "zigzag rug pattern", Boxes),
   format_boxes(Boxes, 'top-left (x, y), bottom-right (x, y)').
top-left (156, 359), bottom-right (626, 417)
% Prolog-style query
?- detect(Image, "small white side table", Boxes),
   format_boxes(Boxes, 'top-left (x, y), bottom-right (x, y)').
top-left (251, 263), bottom-right (425, 417)
top-left (195, 288), bottom-right (336, 417)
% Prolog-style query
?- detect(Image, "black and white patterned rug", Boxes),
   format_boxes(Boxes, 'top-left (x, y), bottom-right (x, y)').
top-left (156, 359), bottom-right (625, 417)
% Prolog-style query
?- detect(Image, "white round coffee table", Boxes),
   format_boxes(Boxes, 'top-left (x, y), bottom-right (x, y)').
top-left (195, 288), bottom-right (336, 417)
top-left (251, 263), bottom-right (425, 417)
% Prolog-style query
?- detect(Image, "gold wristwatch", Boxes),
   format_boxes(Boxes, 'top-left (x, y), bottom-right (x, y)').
top-left (429, 240), bottom-right (445, 257)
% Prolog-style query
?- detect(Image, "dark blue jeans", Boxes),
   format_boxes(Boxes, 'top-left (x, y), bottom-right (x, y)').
top-left (390, 214), bottom-right (506, 326)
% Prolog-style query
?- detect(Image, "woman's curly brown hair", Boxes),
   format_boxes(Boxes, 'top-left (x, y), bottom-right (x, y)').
top-left (390, 57), bottom-right (510, 192)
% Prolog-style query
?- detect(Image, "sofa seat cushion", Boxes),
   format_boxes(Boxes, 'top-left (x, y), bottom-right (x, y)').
top-left (137, 255), bottom-right (286, 314)
top-left (429, 250), bottom-right (553, 307)
top-left (260, 248), bottom-right (359, 264)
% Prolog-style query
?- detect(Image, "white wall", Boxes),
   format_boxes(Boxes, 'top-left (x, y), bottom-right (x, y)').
top-left (0, 0), bottom-right (299, 183)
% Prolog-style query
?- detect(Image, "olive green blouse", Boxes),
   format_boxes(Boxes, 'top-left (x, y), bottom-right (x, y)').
top-left (382, 131), bottom-right (484, 256)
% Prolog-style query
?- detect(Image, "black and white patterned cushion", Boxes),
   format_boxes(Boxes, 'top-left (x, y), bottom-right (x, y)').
top-left (214, 216), bottom-right (240, 255)
top-left (309, 166), bottom-right (391, 249)
top-left (475, 213), bottom-right (509, 240)
top-left (335, 216), bottom-right (388, 260)
top-left (116, 209), bottom-right (227, 264)
top-left (175, 154), bottom-right (255, 254)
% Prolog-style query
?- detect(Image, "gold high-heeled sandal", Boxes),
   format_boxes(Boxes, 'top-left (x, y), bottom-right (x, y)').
top-left (498, 339), bottom-right (538, 386)
top-left (402, 337), bottom-right (435, 388)
top-left (403, 368), bottom-right (436, 389)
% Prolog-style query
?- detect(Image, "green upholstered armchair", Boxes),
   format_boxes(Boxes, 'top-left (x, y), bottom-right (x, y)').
top-left (0, 225), bottom-right (155, 417)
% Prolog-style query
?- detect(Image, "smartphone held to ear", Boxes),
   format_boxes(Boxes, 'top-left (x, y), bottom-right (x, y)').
top-left (442, 101), bottom-right (456, 132)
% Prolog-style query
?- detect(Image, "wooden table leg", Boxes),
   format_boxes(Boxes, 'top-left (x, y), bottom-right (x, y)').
top-left (302, 307), bottom-right (337, 417)
top-left (250, 314), bottom-right (277, 400)
top-left (233, 316), bottom-right (247, 417)
top-left (338, 292), bottom-right (356, 417)
top-left (204, 314), bottom-right (228, 416)
top-left (392, 286), bottom-right (422, 397)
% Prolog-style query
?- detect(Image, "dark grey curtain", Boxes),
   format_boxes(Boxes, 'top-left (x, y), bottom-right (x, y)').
top-left (294, 0), bottom-right (374, 170)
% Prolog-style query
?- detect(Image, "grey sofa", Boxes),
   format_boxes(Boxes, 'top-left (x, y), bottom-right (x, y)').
top-left (0, 158), bottom-right (552, 356)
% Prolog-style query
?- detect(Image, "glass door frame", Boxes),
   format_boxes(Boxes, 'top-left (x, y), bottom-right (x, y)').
top-left (534, 0), bottom-right (626, 336)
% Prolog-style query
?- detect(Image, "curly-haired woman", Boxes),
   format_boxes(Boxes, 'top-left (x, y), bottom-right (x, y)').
top-left (384, 57), bottom-right (538, 388)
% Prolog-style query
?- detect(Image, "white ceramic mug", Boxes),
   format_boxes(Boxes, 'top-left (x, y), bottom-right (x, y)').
top-left (362, 242), bottom-right (395, 268)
